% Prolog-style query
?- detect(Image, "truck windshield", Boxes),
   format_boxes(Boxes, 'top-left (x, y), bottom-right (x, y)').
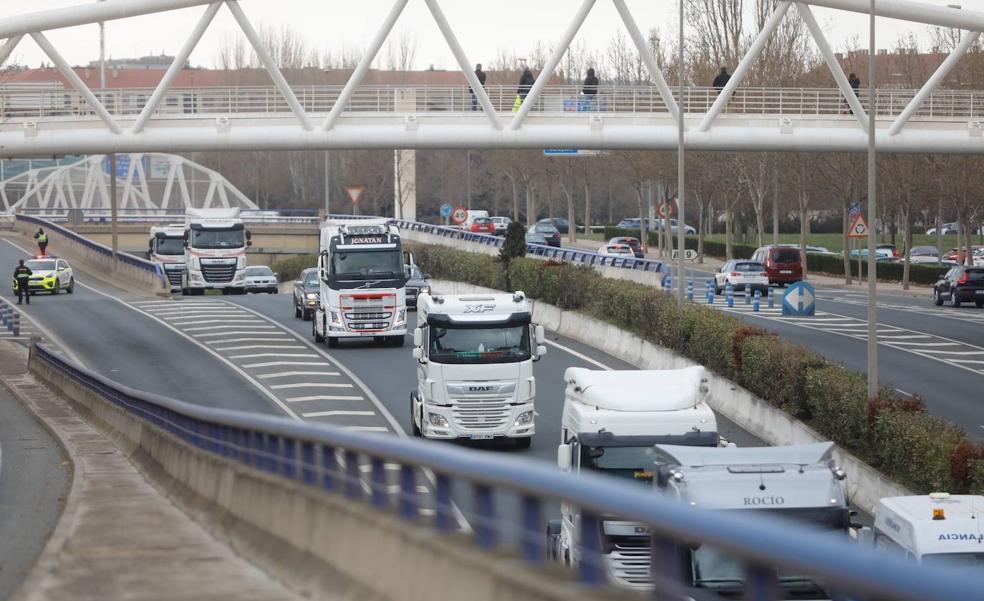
top-left (190, 227), bottom-right (244, 249)
top-left (331, 249), bottom-right (402, 280)
top-left (428, 324), bottom-right (531, 364)
top-left (155, 237), bottom-right (185, 255)
top-left (692, 509), bottom-right (844, 597)
top-left (582, 446), bottom-right (668, 484)
top-left (922, 552), bottom-right (984, 568)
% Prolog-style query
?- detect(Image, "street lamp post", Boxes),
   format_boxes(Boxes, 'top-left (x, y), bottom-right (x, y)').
top-left (866, 0), bottom-right (879, 398)
top-left (676, 0), bottom-right (686, 304)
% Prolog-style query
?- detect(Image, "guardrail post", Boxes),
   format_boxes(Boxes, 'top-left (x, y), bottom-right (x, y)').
top-left (578, 511), bottom-right (605, 585)
top-left (301, 441), bottom-right (315, 485)
top-left (0, 303), bottom-right (8, 330)
top-left (753, 289), bottom-right (761, 312)
top-left (435, 473), bottom-right (453, 532)
top-left (11, 310), bottom-right (19, 337)
top-left (726, 282), bottom-right (734, 308)
top-left (520, 495), bottom-right (543, 563)
top-left (744, 286), bottom-right (752, 304)
top-left (370, 456), bottom-right (387, 508)
top-left (398, 465), bottom-right (416, 519)
top-left (268, 435), bottom-right (282, 474)
top-left (321, 445), bottom-right (337, 491)
top-left (473, 484), bottom-right (496, 549)
top-left (768, 286), bottom-right (775, 309)
top-left (344, 449), bottom-right (360, 499)
top-left (706, 278), bottom-right (714, 304)
top-left (686, 280), bottom-right (693, 302)
top-left (252, 431), bottom-right (265, 467)
top-left (282, 438), bottom-right (296, 478)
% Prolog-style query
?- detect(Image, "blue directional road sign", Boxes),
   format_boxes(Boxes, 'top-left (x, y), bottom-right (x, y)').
top-left (782, 281), bottom-right (816, 316)
top-left (440, 203), bottom-right (453, 218)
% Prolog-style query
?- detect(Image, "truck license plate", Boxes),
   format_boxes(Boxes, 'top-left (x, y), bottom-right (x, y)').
top-left (780, 270), bottom-right (792, 274)
top-left (470, 433), bottom-right (494, 440)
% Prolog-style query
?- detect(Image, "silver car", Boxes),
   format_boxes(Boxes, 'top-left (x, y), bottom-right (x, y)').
top-left (244, 265), bottom-right (278, 294)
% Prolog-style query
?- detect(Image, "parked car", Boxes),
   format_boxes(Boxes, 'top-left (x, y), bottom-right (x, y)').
top-left (469, 217), bottom-right (496, 234)
top-left (598, 243), bottom-right (635, 257)
top-left (244, 265), bottom-right (278, 294)
top-left (525, 231), bottom-right (549, 245)
top-left (537, 217), bottom-right (574, 234)
top-left (714, 260), bottom-right (770, 295)
top-left (528, 223), bottom-right (561, 247)
top-left (933, 266), bottom-right (984, 307)
top-left (805, 245), bottom-right (833, 255)
top-left (657, 218), bottom-right (697, 236)
top-left (877, 243), bottom-right (901, 259)
top-left (405, 265), bottom-right (430, 309)
top-left (292, 267), bottom-right (320, 320)
top-left (908, 245), bottom-right (941, 265)
top-left (490, 216), bottom-right (512, 235)
top-left (974, 248), bottom-right (984, 268)
top-left (606, 236), bottom-right (645, 258)
top-left (926, 222), bottom-right (959, 235)
top-left (850, 247), bottom-right (896, 261)
top-left (945, 246), bottom-right (983, 263)
top-left (616, 217), bottom-right (645, 230)
top-left (750, 244), bottom-right (803, 286)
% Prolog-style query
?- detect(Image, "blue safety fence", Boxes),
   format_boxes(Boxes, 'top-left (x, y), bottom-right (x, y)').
top-left (15, 214), bottom-right (166, 287)
top-left (29, 342), bottom-right (983, 601)
top-left (390, 219), bottom-right (664, 275)
top-left (0, 297), bottom-right (21, 336)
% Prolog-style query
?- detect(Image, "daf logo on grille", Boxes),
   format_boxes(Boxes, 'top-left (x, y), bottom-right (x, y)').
top-left (464, 304), bottom-right (496, 314)
top-left (468, 385), bottom-right (493, 392)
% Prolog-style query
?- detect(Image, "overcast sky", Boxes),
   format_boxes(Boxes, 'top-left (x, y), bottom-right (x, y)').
top-left (9, 0), bottom-right (984, 72)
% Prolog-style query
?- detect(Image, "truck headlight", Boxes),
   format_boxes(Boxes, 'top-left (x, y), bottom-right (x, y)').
top-left (395, 308), bottom-right (406, 326)
top-left (418, 286), bottom-right (430, 295)
top-left (514, 411), bottom-right (534, 426)
top-left (428, 413), bottom-right (449, 428)
top-left (329, 311), bottom-right (341, 325)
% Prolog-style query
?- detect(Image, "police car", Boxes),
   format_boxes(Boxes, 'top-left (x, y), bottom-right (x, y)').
top-left (24, 256), bottom-right (75, 294)
top-left (860, 492), bottom-right (984, 567)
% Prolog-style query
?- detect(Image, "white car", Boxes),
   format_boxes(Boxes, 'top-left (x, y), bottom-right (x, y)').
top-left (243, 265), bottom-right (278, 294)
top-left (489, 216), bottom-right (512, 235)
top-left (974, 248), bottom-right (984, 267)
top-left (598, 243), bottom-right (635, 256)
top-left (926, 223), bottom-right (959, 235)
top-left (714, 260), bottom-right (770, 295)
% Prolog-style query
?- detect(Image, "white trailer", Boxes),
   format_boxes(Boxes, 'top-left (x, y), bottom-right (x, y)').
top-left (181, 207), bottom-right (250, 295)
top-left (313, 218), bottom-right (410, 348)
top-left (149, 223), bottom-right (186, 291)
top-left (410, 291), bottom-right (546, 449)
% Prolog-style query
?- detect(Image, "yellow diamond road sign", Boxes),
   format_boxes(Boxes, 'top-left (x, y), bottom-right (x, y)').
top-left (848, 214), bottom-right (868, 238)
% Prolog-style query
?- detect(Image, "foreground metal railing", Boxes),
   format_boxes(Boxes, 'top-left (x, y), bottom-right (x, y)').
top-left (30, 342), bottom-right (983, 601)
top-left (2, 84), bottom-right (983, 121)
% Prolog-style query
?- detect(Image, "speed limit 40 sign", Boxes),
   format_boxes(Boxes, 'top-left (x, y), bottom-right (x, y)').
top-left (451, 206), bottom-right (468, 225)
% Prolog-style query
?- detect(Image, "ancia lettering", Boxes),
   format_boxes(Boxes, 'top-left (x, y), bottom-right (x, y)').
top-left (938, 533), bottom-right (984, 543)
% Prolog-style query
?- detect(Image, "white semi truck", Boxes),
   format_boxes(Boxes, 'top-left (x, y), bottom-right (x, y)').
top-left (181, 207), bottom-right (251, 295)
top-left (313, 219), bottom-right (410, 348)
top-left (410, 291), bottom-right (546, 449)
top-left (149, 224), bottom-right (186, 291)
top-left (548, 366), bottom-right (720, 583)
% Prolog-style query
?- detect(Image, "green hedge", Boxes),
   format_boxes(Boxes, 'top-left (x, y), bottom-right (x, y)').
top-left (413, 241), bottom-right (981, 494)
top-left (270, 254), bottom-right (317, 282)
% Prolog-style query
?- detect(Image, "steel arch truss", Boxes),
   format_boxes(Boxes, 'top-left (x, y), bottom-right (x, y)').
top-left (0, 153), bottom-right (258, 214)
top-left (2, 0), bottom-right (984, 155)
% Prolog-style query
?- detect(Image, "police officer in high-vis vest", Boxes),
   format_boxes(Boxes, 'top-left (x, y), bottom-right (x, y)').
top-left (14, 259), bottom-right (32, 305)
top-left (35, 228), bottom-right (48, 254)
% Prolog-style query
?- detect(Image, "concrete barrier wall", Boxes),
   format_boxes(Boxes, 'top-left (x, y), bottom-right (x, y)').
top-left (28, 350), bottom-right (618, 601)
top-left (15, 217), bottom-right (165, 295)
top-left (431, 279), bottom-right (912, 514)
top-left (402, 229), bottom-right (665, 289)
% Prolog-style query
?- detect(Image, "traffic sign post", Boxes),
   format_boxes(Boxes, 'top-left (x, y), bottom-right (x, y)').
top-left (782, 281), bottom-right (816, 316)
top-left (344, 186), bottom-right (365, 216)
top-left (848, 214), bottom-right (868, 283)
top-left (440, 203), bottom-right (453, 226)
top-left (451, 206), bottom-right (468, 226)
top-left (670, 249), bottom-right (698, 261)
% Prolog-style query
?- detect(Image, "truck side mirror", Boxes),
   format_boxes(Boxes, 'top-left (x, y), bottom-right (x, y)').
top-left (413, 328), bottom-right (423, 347)
top-left (535, 325), bottom-right (545, 344)
top-left (534, 345), bottom-right (547, 361)
top-left (557, 444), bottom-right (572, 472)
top-left (411, 347), bottom-right (425, 362)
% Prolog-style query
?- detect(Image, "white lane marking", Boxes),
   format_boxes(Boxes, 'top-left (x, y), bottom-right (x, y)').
top-left (205, 337), bottom-right (292, 344)
top-left (948, 359), bottom-right (984, 365)
top-left (286, 395), bottom-right (364, 402)
top-left (228, 353), bottom-right (318, 360)
top-left (877, 334), bottom-right (931, 340)
top-left (214, 345), bottom-right (306, 352)
top-left (345, 426), bottom-right (389, 432)
top-left (270, 383), bottom-right (353, 390)
top-left (879, 341), bottom-right (960, 347)
top-left (916, 349), bottom-right (984, 355)
top-left (302, 410), bottom-right (376, 418)
top-left (194, 331), bottom-right (282, 338)
top-left (185, 325), bottom-right (276, 332)
top-left (64, 281), bottom-right (303, 420)
top-left (242, 361), bottom-right (329, 368)
top-left (544, 339), bottom-right (612, 371)
top-left (167, 319), bottom-right (263, 326)
top-left (256, 371), bottom-right (341, 379)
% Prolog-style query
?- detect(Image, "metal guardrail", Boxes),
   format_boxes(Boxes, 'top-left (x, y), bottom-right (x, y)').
top-left (2, 84), bottom-right (983, 121)
top-left (391, 219), bottom-right (665, 276)
top-left (13, 208), bottom-right (320, 225)
top-left (29, 342), bottom-right (983, 601)
top-left (15, 214), bottom-right (167, 285)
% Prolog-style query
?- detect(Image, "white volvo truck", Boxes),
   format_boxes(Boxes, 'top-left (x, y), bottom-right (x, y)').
top-left (149, 224), bottom-right (186, 291)
top-left (313, 219), bottom-right (410, 348)
top-left (410, 292), bottom-right (546, 449)
top-left (181, 207), bottom-right (251, 295)
top-left (548, 366), bottom-right (721, 583)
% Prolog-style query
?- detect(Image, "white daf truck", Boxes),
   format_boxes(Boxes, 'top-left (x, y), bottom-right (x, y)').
top-left (149, 224), bottom-right (186, 291)
top-left (410, 291), bottom-right (546, 449)
top-left (181, 207), bottom-right (251, 295)
top-left (548, 366), bottom-right (721, 582)
top-left (860, 493), bottom-right (984, 567)
top-left (313, 218), bottom-right (410, 348)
